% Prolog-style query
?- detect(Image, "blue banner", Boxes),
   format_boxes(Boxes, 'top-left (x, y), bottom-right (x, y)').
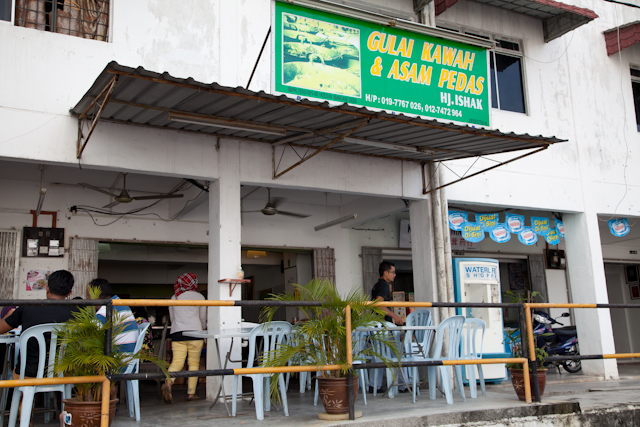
top-left (545, 229), bottom-right (560, 245)
top-left (531, 216), bottom-right (551, 236)
top-left (477, 213), bottom-right (500, 231)
top-left (608, 218), bottom-right (630, 237)
top-left (489, 224), bottom-right (511, 243)
top-left (461, 221), bottom-right (485, 243)
top-left (555, 219), bottom-right (565, 239)
top-left (448, 210), bottom-right (468, 231)
top-left (506, 213), bottom-right (525, 233)
top-left (518, 227), bottom-right (538, 245)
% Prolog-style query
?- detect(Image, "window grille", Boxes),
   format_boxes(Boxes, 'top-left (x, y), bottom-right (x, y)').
top-left (14, 0), bottom-right (109, 41)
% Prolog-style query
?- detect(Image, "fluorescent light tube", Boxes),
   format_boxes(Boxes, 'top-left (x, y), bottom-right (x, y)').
top-left (314, 213), bottom-right (357, 231)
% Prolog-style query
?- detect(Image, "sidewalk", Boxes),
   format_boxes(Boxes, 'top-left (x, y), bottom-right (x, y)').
top-left (48, 363), bottom-right (640, 426)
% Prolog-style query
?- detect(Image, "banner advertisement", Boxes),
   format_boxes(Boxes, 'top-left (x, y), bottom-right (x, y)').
top-left (545, 229), bottom-right (560, 245)
top-left (273, 1), bottom-right (490, 126)
top-left (531, 216), bottom-right (550, 236)
top-left (518, 227), bottom-right (538, 245)
top-left (448, 210), bottom-right (468, 231)
top-left (555, 219), bottom-right (565, 239)
top-left (608, 218), bottom-right (630, 237)
top-left (477, 212), bottom-right (499, 231)
top-left (461, 221), bottom-right (485, 243)
top-left (505, 213), bottom-right (525, 233)
top-left (489, 224), bottom-right (510, 243)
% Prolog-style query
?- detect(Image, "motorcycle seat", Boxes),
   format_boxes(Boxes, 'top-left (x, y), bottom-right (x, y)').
top-left (552, 326), bottom-right (576, 337)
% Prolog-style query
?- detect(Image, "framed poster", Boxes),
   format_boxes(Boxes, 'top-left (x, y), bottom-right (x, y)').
top-left (630, 284), bottom-right (640, 300)
top-left (625, 265), bottom-right (639, 284)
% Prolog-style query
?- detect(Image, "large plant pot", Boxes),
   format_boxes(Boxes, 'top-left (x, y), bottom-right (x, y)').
top-left (62, 398), bottom-right (118, 427)
top-left (317, 376), bottom-right (359, 414)
top-left (509, 368), bottom-right (547, 401)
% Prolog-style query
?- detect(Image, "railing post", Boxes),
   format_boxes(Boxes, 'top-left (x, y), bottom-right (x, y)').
top-left (101, 377), bottom-right (110, 427)
top-left (523, 305), bottom-right (540, 402)
top-left (345, 305), bottom-right (354, 420)
top-left (104, 302), bottom-right (113, 358)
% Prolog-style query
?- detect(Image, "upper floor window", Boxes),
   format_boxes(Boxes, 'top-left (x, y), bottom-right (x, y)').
top-left (631, 69), bottom-right (640, 131)
top-left (438, 25), bottom-right (527, 114)
top-left (0, 0), bottom-right (13, 23)
top-left (14, 0), bottom-right (109, 41)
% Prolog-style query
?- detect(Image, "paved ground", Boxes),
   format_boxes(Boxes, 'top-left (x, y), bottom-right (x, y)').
top-left (31, 363), bottom-right (640, 426)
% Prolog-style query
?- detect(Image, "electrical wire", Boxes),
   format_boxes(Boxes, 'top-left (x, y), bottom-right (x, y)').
top-left (0, 115), bottom-right (59, 146)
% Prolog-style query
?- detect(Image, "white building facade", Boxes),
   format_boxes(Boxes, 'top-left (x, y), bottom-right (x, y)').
top-left (0, 0), bottom-right (638, 396)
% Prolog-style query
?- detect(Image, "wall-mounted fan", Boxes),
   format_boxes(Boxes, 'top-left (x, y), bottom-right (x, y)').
top-left (79, 173), bottom-right (184, 208)
top-left (242, 188), bottom-right (309, 218)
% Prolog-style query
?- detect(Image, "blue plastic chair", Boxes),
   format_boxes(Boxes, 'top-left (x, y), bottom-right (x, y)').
top-left (461, 318), bottom-right (486, 398)
top-left (424, 315), bottom-right (466, 404)
top-left (232, 322), bottom-right (291, 421)
top-left (124, 322), bottom-right (149, 421)
top-left (9, 323), bottom-right (72, 427)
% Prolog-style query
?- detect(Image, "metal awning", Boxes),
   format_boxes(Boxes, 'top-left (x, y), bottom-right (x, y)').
top-left (604, 21), bottom-right (640, 55)
top-left (71, 62), bottom-right (563, 193)
top-left (433, 0), bottom-right (598, 42)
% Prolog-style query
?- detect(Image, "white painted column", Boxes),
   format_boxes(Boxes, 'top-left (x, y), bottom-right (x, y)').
top-left (563, 212), bottom-right (618, 379)
top-left (409, 198), bottom-right (439, 319)
top-left (207, 140), bottom-right (243, 400)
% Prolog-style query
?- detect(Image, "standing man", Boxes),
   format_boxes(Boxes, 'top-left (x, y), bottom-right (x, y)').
top-left (371, 261), bottom-right (404, 325)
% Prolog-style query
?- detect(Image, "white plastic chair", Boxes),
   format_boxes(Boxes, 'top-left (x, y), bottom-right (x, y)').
top-left (124, 322), bottom-right (150, 421)
top-left (424, 315), bottom-right (466, 405)
top-left (9, 323), bottom-right (72, 427)
top-left (462, 318), bottom-right (486, 398)
top-left (232, 322), bottom-right (291, 421)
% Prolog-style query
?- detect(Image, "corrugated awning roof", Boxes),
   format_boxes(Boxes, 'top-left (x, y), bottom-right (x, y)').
top-left (604, 21), bottom-right (640, 55)
top-left (435, 0), bottom-right (597, 42)
top-left (71, 62), bottom-right (562, 174)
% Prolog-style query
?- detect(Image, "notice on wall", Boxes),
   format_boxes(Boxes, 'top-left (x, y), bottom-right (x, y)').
top-left (26, 269), bottom-right (50, 291)
top-left (273, 1), bottom-right (490, 126)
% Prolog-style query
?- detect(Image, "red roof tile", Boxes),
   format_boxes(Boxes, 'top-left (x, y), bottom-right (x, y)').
top-left (604, 22), bottom-right (640, 56)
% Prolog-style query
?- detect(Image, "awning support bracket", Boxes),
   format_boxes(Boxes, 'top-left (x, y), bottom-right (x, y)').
top-left (272, 119), bottom-right (370, 179)
top-left (76, 75), bottom-right (118, 159)
top-left (422, 146), bottom-right (548, 194)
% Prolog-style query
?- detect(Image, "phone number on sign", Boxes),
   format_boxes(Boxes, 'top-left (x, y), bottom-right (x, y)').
top-left (366, 95), bottom-right (462, 117)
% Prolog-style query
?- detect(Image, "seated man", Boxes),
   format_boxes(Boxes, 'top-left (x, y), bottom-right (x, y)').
top-left (92, 278), bottom-right (139, 353)
top-left (0, 270), bottom-right (76, 378)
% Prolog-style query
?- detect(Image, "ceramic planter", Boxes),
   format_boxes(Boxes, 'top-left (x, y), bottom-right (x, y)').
top-left (508, 368), bottom-right (547, 401)
top-left (62, 398), bottom-right (118, 427)
top-left (317, 376), bottom-right (359, 414)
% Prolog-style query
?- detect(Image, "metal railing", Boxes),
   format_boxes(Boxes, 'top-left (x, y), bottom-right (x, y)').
top-left (0, 298), bottom-right (637, 425)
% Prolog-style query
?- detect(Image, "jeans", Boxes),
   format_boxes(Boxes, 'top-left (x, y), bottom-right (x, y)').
top-left (167, 340), bottom-right (204, 395)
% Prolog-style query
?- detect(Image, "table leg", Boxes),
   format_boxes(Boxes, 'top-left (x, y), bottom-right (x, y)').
top-left (0, 343), bottom-right (13, 426)
top-left (209, 337), bottom-right (236, 416)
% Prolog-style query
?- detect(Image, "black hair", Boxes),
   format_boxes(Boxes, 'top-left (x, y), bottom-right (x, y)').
top-left (47, 270), bottom-right (74, 297)
top-left (90, 278), bottom-right (112, 299)
top-left (379, 261), bottom-right (395, 277)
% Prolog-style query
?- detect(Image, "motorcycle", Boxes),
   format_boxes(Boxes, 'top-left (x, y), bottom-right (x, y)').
top-left (532, 311), bottom-right (582, 374)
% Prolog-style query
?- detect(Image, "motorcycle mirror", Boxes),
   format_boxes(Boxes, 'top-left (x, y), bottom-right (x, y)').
top-left (561, 312), bottom-right (570, 317)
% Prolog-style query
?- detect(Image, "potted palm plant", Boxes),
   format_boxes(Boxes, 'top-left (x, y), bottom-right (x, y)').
top-left (260, 279), bottom-right (400, 416)
top-left (54, 286), bottom-right (167, 427)
top-left (503, 290), bottom-right (548, 401)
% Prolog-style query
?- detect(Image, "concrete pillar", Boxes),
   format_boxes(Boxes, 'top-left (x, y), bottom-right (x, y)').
top-left (409, 198), bottom-right (439, 319)
top-left (563, 212), bottom-right (618, 379)
top-left (207, 140), bottom-right (243, 400)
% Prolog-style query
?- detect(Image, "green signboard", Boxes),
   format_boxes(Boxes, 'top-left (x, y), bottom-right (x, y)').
top-left (273, 1), bottom-right (490, 127)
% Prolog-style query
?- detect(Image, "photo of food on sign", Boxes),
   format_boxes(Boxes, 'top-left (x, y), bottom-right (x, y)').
top-left (282, 13), bottom-right (361, 97)
top-left (26, 269), bottom-right (50, 291)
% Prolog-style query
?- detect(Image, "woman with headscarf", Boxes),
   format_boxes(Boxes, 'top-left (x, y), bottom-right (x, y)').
top-left (162, 272), bottom-right (207, 402)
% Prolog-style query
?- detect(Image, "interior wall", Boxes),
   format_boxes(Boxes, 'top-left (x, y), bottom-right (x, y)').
top-left (605, 263), bottom-right (640, 355)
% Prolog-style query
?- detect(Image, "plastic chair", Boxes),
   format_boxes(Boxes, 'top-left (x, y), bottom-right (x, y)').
top-left (231, 322), bottom-right (291, 421)
top-left (424, 315), bottom-right (466, 405)
top-left (461, 318), bottom-right (486, 398)
top-left (404, 309), bottom-right (434, 395)
top-left (124, 322), bottom-right (150, 421)
top-left (9, 323), bottom-right (72, 427)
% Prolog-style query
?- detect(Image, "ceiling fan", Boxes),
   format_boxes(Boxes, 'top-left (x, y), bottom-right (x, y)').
top-left (242, 188), bottom-right (310, 218)
top-left (79, 173), bottom-right (184, 208)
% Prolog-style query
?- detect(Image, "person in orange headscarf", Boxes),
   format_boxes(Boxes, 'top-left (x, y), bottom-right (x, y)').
top-left (162, 273), bottom-right (207, 402)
